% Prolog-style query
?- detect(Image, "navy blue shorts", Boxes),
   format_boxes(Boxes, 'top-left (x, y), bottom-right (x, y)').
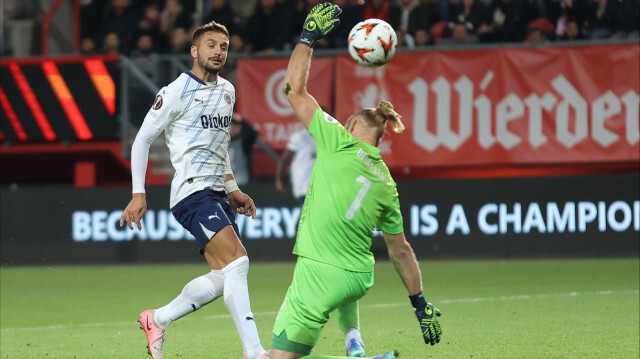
top-left (171, 189), bottom-right (241, 253)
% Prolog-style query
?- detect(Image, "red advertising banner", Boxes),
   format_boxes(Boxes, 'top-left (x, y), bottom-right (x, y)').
top-left (236, 57), bottom-right (335, 150)
top-left (335, 44), bottom-right (639, 168)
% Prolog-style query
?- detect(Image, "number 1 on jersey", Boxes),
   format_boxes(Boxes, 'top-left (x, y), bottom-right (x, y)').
top-left (345, 175), bottom-right (372, 220)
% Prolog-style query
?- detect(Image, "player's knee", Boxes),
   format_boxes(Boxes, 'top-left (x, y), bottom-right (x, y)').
top-left (222, 255), bottom-right (249, 276)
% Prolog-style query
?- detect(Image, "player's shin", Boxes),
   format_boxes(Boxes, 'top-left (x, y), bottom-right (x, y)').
top-left (222, 256), bottom-right (266, 359)
top-left (333, 301), bottom-right (365, 356)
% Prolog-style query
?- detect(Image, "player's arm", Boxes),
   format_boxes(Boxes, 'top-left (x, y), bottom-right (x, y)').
top-left (383, 231), bottom-right (443, 346)
top-left (224, 153), bottom-right (256, 219)
top-left (282, 45), bottom-right (318, 129)
top-left (120, 121), bottom-right (163, 230)
top-left (121, 87), bottom-right (177, 230)
top-left (282, 3), bottom-right (341, 128)
top-left (275, 149), bottom-right (294, 192)
top-left (383, 231), bottom-right (423, 295)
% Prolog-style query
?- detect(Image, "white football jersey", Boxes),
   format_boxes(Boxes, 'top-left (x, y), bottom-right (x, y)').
top-left (287, 129), bottom-right (316, 198)
top-left (143, 72), bottom-right (235, 208)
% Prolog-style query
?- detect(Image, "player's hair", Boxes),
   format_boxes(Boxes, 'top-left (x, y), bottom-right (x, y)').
top-left (352, 100), bottom-right (405, 145)
top-left (192, 21), bottom-right (229, 45)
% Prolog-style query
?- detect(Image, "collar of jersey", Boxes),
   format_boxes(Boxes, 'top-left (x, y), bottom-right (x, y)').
top-left (357, 138), bottom-right (381, 157)
top-left (345, 127), bottom-right (381, 157)
top-left (185, 71), bottom-right (218, 86)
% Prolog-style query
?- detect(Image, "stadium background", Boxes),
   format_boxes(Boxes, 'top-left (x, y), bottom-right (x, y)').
top-left (0, 0), bottom-right (638, 357)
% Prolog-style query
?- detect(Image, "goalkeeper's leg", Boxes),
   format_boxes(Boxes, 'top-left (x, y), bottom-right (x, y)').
top-left (333, 301), bottom-right (365, 357)
top-left (302, 351), bottom-right (399, 359)
top-left (270, 348), bottom-right (399, 359)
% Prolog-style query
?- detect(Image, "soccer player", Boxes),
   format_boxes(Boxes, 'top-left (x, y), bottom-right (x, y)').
top-left (119, 21), bottom-right (268, 359)
top-left (269, 3), bottom-right (443, 359)
top-left (275, 128), bottom-right (316, 206)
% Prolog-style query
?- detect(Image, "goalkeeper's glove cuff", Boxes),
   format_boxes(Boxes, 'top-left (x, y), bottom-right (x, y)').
top-left (409, 292), bottom-right (427, 309)
top-left (298, 35), bottom-right (315, 47)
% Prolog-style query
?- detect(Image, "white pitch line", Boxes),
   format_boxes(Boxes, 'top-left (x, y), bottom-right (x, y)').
top-left (364, 289), bottom-right (639, 308)
top-left (2, 289), bottom-right (637, 332)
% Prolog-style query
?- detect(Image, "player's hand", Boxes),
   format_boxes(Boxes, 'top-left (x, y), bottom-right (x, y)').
top-left (228, 191), bottom-right (256, 219)
top-left (299, 2), bottom-right (342, 47)
top-left (120, 193), bottom-right (147, 230)
top-left (416, 302), bottom-right (442, 345)
top-left (410, 292), bottom-right (442, 345)
top-left (276, 179), bottom-right (287, 192)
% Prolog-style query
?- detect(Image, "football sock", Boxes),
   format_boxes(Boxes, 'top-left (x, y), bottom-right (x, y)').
top-left (334, 300), bottom-right (360, 333)
top-left (345, 327), bottom-right (364, 350)
top-left (153, 269), bottom-right (224, 330)
top-left (222, 256), bottom-right (265, 359)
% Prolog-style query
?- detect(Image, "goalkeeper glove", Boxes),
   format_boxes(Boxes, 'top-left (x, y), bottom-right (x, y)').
top-left (410, 292), bottom-right (442, 345)
top-left (299, 2), bottom-right (342, 47)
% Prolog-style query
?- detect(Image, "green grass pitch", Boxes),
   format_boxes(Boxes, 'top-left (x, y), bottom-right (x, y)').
top-left (1, 259), bottom-right (638, 358)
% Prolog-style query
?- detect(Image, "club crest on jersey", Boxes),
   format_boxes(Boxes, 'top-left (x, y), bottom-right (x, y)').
top-left (323, 113), bottom-right (338, 123)
top-left (152, 95), bottom-right (163, 110)
top-left (200, 114), bottom-right (231, 129)
top-left (224, 93), bottom-right (232, 105)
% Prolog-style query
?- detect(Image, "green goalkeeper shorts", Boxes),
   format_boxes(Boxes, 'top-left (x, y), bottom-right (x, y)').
top-left (271, 256), bottom-right (374, 352)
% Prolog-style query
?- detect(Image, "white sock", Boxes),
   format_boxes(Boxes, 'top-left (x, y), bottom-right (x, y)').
top-left (222, 256), bottom-right (265, 359)
top-left (153, 270), bottom-right (224, 330)
top-left (345, 327), bottom-right (364, 349)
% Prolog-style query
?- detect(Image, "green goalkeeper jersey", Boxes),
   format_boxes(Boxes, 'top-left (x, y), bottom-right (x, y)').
top-left (293, 107), bottom-right (404, 272)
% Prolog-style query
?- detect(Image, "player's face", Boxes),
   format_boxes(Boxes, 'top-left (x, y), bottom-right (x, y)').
top-left (194, 31), bottom-right (229, 74)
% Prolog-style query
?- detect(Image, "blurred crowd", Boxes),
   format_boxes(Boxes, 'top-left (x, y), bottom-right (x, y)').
top-left (74, 0), bottom-right (639, 57)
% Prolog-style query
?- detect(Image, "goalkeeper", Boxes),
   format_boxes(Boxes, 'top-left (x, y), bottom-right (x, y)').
top-left (269, 3), bottom-right (443, 359)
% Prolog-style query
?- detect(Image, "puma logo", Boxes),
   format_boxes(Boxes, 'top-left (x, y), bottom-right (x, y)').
top-left (208, 213), bottom-right (220, 220)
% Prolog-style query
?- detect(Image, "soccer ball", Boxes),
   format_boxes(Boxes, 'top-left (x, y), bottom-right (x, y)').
top-left (347, 18), bottom-right (398, 68)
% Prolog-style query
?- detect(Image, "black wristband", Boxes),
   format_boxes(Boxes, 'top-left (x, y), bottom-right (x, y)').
top-left (298, 35), bottom-right (315, 47)
top-left (409, 292), bottom-right (427, 309)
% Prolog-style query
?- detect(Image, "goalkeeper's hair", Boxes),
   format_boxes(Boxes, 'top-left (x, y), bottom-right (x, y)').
top-left (352, 100), bottom-right (405, 145)
top-left (192, 21), bottom-right (230, 45)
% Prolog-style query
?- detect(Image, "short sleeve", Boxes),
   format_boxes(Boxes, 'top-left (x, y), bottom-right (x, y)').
top-left (307, 107), bottom-right (353, 154)
top-left (376, 186), bottom-right (404, 234)
top-left (143, 86), bottom-right (180, 130)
